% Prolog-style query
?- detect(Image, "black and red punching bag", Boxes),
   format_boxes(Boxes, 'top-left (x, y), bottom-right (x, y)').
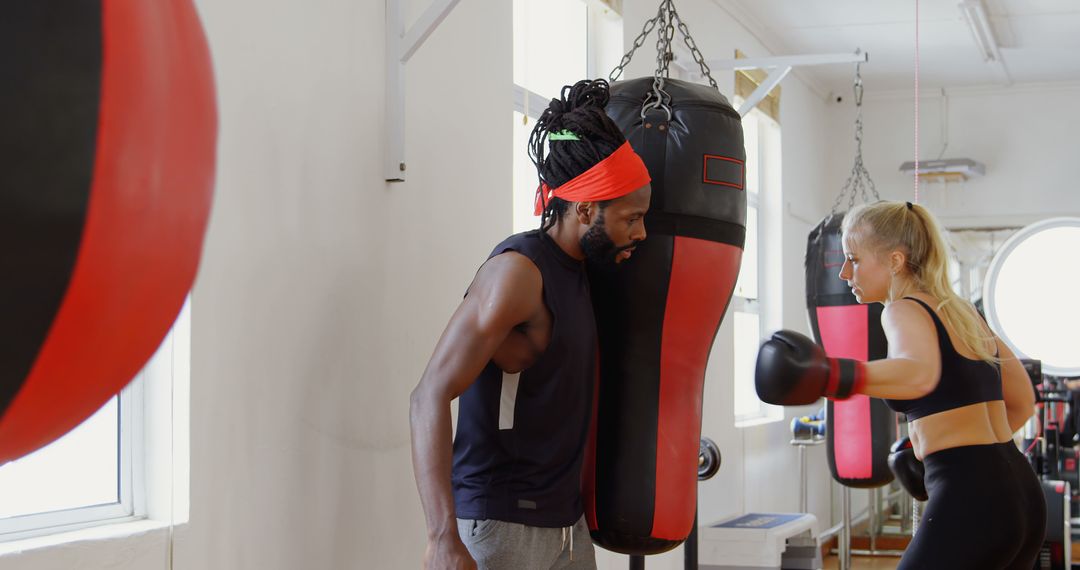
top-left (583, 78), bottom-right (745, 555)
top-left (806, 214), bottom-right (895, 487)
top-left (0, 0), bottom-right (217, 465)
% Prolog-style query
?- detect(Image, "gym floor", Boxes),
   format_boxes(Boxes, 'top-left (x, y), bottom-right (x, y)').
top-left (821, 540), bottom-right (1080, 569)
top-left (822, 556), bottom-right (898, 569)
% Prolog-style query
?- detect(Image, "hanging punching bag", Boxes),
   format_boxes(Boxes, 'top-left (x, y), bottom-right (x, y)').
top-left (805, 214), bottom-right (895, 487)
top-left (0, 0), bottom-right (217, 465)
top-left (583, 78), bottom-right (745, 555)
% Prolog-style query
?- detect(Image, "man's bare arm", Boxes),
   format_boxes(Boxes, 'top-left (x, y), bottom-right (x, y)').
top-left (409, 252), bottom-right (541, 568)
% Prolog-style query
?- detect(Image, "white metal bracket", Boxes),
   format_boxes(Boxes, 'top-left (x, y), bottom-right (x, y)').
top-left (704, 51), bottom-right (870, 117)
top-left (385, 0), bottom-right (463, 182)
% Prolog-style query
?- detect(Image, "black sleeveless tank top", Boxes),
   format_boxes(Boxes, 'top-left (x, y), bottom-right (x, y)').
top-left (451, 231), bottom-right (597, 527)
top-left (884, 297), bottom-right (1003, 421)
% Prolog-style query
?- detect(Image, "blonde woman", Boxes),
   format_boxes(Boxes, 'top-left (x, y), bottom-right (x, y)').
top-left (756, 201), bottom-right (1045, 569)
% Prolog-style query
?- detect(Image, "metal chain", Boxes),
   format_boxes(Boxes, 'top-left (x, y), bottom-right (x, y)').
top-left (608, 7), bottom-right (662, 83)
top-left (607, 0), bottom-right (719, 120)
top-left (653, 3), bottom-right (675, 82)
top-left (644, 1), bottom-right (676, 117)
top-left (672, 8), bottom-right (719, 90)
top-left (830, 59), bottom-right (879, 216)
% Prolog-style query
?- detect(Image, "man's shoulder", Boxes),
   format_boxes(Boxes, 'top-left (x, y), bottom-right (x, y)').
top-left (482, 249), bottom-right (538, 276)
top-left (462, 232), bottom-right (543, 299)
top-left (490, 230), bottom-right (541, 257)
top-left (468, 249), bottom-right (544, 324)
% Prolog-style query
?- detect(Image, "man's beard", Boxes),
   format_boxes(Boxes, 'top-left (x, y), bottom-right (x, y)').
top-left (580, 212), bottom-right (637, 269)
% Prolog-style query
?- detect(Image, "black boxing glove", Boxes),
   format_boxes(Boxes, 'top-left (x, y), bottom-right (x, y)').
top-left (755, 330), bottom-right (866, 406)
top-left (888, 437), bottom-right (928, 502)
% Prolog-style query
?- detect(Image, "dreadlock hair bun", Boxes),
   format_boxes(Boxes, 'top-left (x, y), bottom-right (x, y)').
top-left (528, 79), bottom-right (628, 230)
top-left (530, 79), bottom-right (625, 187)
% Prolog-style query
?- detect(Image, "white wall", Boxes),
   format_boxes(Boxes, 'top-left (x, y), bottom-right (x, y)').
top-left (0, 0), bottom-right (510, 568)
top-left (825, 82), bottom-right (1080, 227)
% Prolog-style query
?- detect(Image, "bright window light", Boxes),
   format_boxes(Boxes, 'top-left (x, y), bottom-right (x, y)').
top-left (512, 0), bottom-right (623, 233)
top-left (733, 206), bottom-right (758, 299)
top-left (513, 111), bottom-right (539, 234)
top-left (731, 104), bottom-right (780, 425)
top-left (733, 310), bottom-right (762, 417)
top-left (742, 109), bottom-right (759, 198)
top-left (985, 218), bottom-right (1080, 376)
top-left (0, 397), bottom-right (119, 519)
top-left (513, 0), bottom-right (588, 100)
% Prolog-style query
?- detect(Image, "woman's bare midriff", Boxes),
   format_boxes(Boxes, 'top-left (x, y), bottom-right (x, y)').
top-left (909, 400), bottom-right (1014, 460)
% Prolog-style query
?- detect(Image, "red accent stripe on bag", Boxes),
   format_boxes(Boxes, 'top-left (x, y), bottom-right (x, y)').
top-left (0, 0), bottom-right (217, 463)
top-left (702, 155), bottom-right (745, 189)
top-left (816, 305), bottom-right (873, 479)
top-left (653, 238), bottom-right (741, 539)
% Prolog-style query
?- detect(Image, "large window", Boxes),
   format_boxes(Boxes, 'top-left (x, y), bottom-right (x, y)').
top-left (984, 218), bottom-right (1080, 376)
top-left (512, 0), bottom-right (624, 233)
top-left (0, 300), bottom-right (190, 542)
top-left (732, 103), bottom-right (782, 425)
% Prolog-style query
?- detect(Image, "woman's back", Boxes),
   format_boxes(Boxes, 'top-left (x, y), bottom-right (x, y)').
top-left (898, 293), bottom-right (1014, 459)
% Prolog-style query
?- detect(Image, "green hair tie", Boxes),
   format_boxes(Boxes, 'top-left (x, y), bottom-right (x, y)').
top-left (549, 130), bottom-right (581, 141)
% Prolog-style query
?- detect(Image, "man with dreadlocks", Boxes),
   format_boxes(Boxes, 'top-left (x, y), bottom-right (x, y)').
top-left (410, 79), bottom-right (651, 570)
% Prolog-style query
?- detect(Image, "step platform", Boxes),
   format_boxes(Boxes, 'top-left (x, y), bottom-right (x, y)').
top-left (699, 512), bottom-right (821, 570)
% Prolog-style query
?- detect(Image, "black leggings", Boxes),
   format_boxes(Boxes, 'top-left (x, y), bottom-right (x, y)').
top-left (897, 442), bottom-right (1046, 570)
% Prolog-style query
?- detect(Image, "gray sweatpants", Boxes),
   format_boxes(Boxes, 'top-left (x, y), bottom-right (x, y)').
top-left (457, 515), bottom-right (596, 570)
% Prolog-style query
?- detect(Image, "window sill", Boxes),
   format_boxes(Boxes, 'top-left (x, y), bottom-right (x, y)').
top-left (735, 413), bottom-right (785, 429)
top-left (0, 518), bottom-right (178, 558)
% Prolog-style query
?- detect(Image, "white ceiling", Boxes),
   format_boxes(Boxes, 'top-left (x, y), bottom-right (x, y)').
top-left (710, 0), bottom-right (1080, 94)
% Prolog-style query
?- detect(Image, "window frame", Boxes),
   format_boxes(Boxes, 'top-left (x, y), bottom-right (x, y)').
top-left (984, 218), bottom-right (1080, 377)
top-left (0, 377), bottom-right (145, 542)
top-left (733, 102), bottom-right (783, 427)
top-left (513, 0), bottom-right (618, 119)
top-left (0, 296), bottom-right (190, 543)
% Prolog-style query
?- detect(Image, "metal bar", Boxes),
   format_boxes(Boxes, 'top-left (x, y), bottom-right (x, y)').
top-left (820, 503), bottom-right (872, 543)
top-left (512, 85), bottom-right (549, 121)
top-left (798, 444), bottom-right (808, 513)
top-left (868, 488), bottom-right (879, 552)
top-left (840, 487), bottom-right (852, 570)
top-left (831, 548), bottom-right (906, 557)
top-left (385, 0), bottom-right (406, 182)
top-left (385, 0), bottom-right (463, 182)
top-left (737, 66), bottom-right (791, 117)
top-left (401, 0), bottom-right (463, 63)
top-left (685, 511), bottom-right (698, 570)
top-left (901, 491), bottom-right (913, 533)
top-left (708, 50), bottom-right (868, 71)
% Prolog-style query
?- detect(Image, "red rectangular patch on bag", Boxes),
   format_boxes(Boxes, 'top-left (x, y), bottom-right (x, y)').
top-left (703, 154), bottom-right (745, 190)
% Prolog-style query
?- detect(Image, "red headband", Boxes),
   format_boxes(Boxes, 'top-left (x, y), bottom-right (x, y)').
top-left (533, 141), bottom-right (651, 216)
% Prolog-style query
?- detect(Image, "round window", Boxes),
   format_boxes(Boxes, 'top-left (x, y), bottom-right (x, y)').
top-left (983, 217), bottom-right (1080, 377)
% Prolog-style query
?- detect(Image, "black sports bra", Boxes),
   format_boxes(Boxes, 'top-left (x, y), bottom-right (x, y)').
top-left (884, 297), bottom-right (1003, 421)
